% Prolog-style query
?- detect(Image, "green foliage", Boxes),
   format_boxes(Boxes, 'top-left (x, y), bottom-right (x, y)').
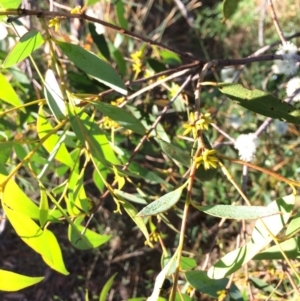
top-left (0, 0), bottom-right (300, 300)
top-left (0, 270), bottom-right (44, 291)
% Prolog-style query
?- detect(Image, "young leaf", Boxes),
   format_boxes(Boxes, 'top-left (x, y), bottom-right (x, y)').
top-left (92, 102), bottom-right (146, 135)
top-left (0, 270), bottom-right (43, 291)
top-left (44, 69), bottom-right (67, 121)
top-left (39, 185), bottom-right (49, 228)
top-left (197, 205), bottom-right (280, 219)
top-left (99, 273), bottom-right (118, 301)
top-left (215, 83), bottom-right (300, 124)
top-left (37, 106), bottom-right (74, 168)
top-left (137, 184), bottom-right (186, 217)
top-left (56, 41), bottom-right (127, 95)
top-left (0, 73), bottom-right (22, 107)
top-left (3, 30), bottom-right (44, 68)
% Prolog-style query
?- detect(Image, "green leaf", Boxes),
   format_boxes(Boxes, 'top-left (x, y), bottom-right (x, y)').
top-left (3, 205), bottom-right (69, 275)
top-left (112, 48), bottom-right (126, 76)
top-left (0, 73), bottom-right (22, 107)
top-left (39, 185), bottom-right (49, 228)
top-left (68, 217), bottom-right (111, 250)
top-left (207, 194), bottom-right (294, 279)
top-left (0, 270), bottom-right (43, 291)
top-left (180, 257), bottom-right (197, 271)
top-left (286, 211), bottom-right (300, 237)
top-left (69, 107), bottom-right (120, 165)
top-left (115, 189), bottom-right (147, 205)
top-left (120, 198), bottom-right (150, 243)
top-left (159, 139), bottom-right (190, 167)
top-left (197, 205), bottom-right (280, 219)
top-left (0, 140), bottom-right (14, 165)
top-left (137, 184), bottom-right (186, 217)
top-left (44, 69), bottom-right (66, 121)
top-left (115, 0), bottom-right (128, 29)
top-left (185, 271), bottom-right (242, 299)
top-left (41, 229), bottom-right (69, 275)
top-left (93, 102), bottom-right (146, 135)
top-left (160, 50), bottom-right (182, 65)
top-left (3, 30), bottom-right (44, 68)
top-left (56, 41), bottom-right (127, 95)
top-left (129, 161), bottom-right (169, 185)
top-left (253, 236), bottom-right (300, 260)
top-left (88, 23), bottom-right (111, 61)
top-left (99, 273), bottom-right (118, 301)
top-left (37, 106), bottom-right (74, 168)
top-left (0, 173), bottom-right (40, 219)
top-left (223, 0), bottom-right (241, 20)
top-left (249, 277), bottom-right (275, 294)
top-left (216, 83), bottom-right (300, 124)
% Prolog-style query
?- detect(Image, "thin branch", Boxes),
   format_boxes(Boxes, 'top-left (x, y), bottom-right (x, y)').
top-left (269, 0), bottom-right (286, 43)
top-left (4, 8), bottom-right (201, 62)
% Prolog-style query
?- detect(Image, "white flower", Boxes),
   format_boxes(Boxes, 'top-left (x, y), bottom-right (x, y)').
top-left (286, 76), bottom-right (300, 101)
top-left (234, 133), bottom-right (259, 162)
top-left (277, 42), bottom-right (298, 60)
top-left (272, 42), bottom-right (298, 75)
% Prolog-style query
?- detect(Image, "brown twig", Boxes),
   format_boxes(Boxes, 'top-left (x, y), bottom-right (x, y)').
top-left (268, 0), bottom-right (286, 43)
top-left (4, 8), bottom-right (201, 62)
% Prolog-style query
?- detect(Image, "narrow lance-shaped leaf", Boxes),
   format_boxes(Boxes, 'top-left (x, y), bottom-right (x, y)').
top-left (0, 270), bottom-right (44, 291)
top-left (44, 69), bottom-right (67, 121)
top-left (214, 83), bottom-right (300, 124)
top-left (207, 194), bottom-right (294, 279)
top-left (253, 236), bottom-right (300, 260)
top-left (39, 185), bottom-right (49, 228)
top-left (99, 273), bottom-right (118, 301)
top-left (3, 205), bottom-right (69, 275)
top-left (56, 41), bottom-right (127, 95)
top-left (120, 197), bottom-right (151, 245)
top-left (92, 102), bottom-right (146, 135)
top-left (197, 205), bottom-right (280, 219)
top-left (3, 30), bottom-right (44, 68)
top-left (137, 184), bottom-right (186, 217)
